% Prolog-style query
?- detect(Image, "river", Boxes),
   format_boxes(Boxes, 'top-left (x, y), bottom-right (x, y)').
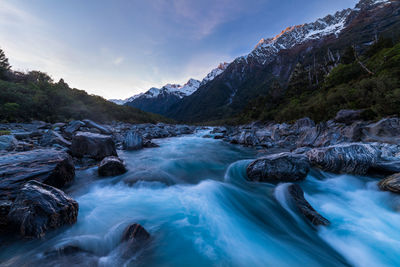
top-left (1, 131), bottom-right (400, 267)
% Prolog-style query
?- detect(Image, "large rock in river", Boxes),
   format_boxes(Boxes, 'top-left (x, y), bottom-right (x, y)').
top-left (378, 173), bottom-right (400, 194)
top-left (121, 223), bottom-right (150, 254)
top-left (247, 153), bottom-right (310, 183)
top-left (287, 184), bottom-right (330, 226)
top-left (0, 149), bottom-right (75, 200)
top-left (71, 132), bottom-right (117, 160)
top-left (306, 143), bottom-right (377, 175)
top-left (7, 180), bottom-right (78, 238)
top-left (123, 131), bottom-right (143, 151)
top-left (98, 156), bottom-right (127, 177)
top-left (0, 135), bottom-right (18, 151)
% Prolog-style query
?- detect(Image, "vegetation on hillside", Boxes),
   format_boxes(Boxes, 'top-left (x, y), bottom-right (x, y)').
top-left (237, 37), bottom-right (400, 124)
top-left (0, 48), bottom-right (168, 123)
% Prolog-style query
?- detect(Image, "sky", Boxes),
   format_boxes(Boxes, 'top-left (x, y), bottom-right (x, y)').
top-left (0, 0), bottom-right (358, 99)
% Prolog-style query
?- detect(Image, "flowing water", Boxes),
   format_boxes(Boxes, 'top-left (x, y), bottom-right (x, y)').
top-left (1, 131), bottom-right (400, 267)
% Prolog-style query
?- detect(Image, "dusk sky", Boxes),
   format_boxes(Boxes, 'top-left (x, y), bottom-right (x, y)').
top-left (0, 0), bottom-right (358, 99)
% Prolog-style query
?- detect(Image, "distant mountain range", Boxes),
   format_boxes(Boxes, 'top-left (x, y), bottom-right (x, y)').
top-left (110, 0), bottom-right (399, 122)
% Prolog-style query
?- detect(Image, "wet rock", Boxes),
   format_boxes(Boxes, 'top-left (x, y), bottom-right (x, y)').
top-left (121, 223), bottom-right (150, 252)
top-left (247, 153), bottom-right (310, 183)
top-left (334, 109), bottom-right (363, 124)
top-left (64, 120), bottom-right (85, 137)
top-left (0, 135), bottom-right (18, 151)
top-left (0, 149), bottom-right (75, 200)
top-left (40, 130), bottom-right (71, 147)
top-left (83, 119), bottom-right (112, 135)
top-left (98, 156), bottom-right (127, 177)
top-left (238, 130), bottom-right (259, 146)
top-left (71, 132), bottom-right (117, 160)
top-left (123, 131), bottom-right (143, 151)
top-left (123, 169), bottom-right (176, 186)
top-left (7, 181), bottom-right (79, 238)
top-left (378, 173), bottom-right (400, 194)
top-left (287, 184), bottom-right (330, 226)
top-left (143, 140), bottom-right (160, 148)
top-left (0, 200), bottom-right (12, 231)
top-left (362, 118), bottom-right (400, 144)
top-left (306, 143), bottom-right (377, 175)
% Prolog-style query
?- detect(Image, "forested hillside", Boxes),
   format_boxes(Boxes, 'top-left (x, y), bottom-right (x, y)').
top-left (0, 49), bottom-right (168, 123)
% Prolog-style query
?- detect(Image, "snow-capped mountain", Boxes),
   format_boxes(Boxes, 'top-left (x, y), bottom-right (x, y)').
top-left (236, 0), bottom-right (390, 66)
top-left (110, 62), bottom-right (229, 105)
top-left (166, 0), bottom-right (397, 122)
top-left (200, 63), bottom-right (229, 86)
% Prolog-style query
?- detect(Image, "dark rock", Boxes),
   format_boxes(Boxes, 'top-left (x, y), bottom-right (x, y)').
top-left (40, 130), bottom-right (71, 147)
top-left (287, 184), bottom-right (330, 226)
top-left (0, 135), bottom-right (18, 151)
top-left (71, 132), bottom-right (117, 160)
top-left (143, 140), bottom-right (160, 148)
top-left (98, 156), bottom-right (127, 177)
top-left (247, 153), bottom-right (310, 183)
top-left (121, 223), bottom-right (150, 249)
top-left (237, 130), bottom-right (259, 146)
top-left (123, 131), bottom-right (143, 150)
top-left (306, 143), bottom-right (377, 175)
top-left (0, 149), bottom-right (75, 200)
top-left (362, 118), bottom-right (400, 144)
top-left (64, 121), bottom-right (85, 136)
top-left (378, 173), bottom-right (400, 194)
top-left (0, 200), bottom-right (12, 231)
top-left (334, 109), bottom-right (363, 124)
top-left (83, 119), bottom-right (112, 135)
top-left (7, 181), bottom-right (78, 238)
top-left (293, 117), bottom-right (315, 129)
top-left (213, 135), bottom-right (224, 140)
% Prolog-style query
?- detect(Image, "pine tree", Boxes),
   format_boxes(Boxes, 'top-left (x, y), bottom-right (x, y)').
top-left (0, 48), bottom-right (11, 79)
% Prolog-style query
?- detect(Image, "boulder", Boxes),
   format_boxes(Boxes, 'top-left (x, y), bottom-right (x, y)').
top-left (247, 153), bottom-right (310, 183)
top-left (64, 121), bottom-right (85, 136)
top-left (40, 130), bottom-right (71, 147)
top-left (98, 156), bottom-right (127, 177)
top-left (237, 130), bottom-right (259, 146)
top-left (123, 131), bottom-right (143, 151)
top-left (293, 117), bottom-right (315, 129)
top-left (143, 140), bottom-right (160, 148)
top-left (121, 223), bottom-right (150, 252)
top-left (7, 181), bottom-right (78, 238)
top-left (287, 184), bottom-right (330, 226)
top-left (71, 132), bottom-right (117, 160)
top-left (306, 143), bottom-right (377, 175)
top-left (0, 149), bottom-right (75, 200)
top-left (83, 119), bottom-right (112, 135)
top-left (334, 109), bottom-right (363, 124)
top-left (378, 173), bottom-right (400, 194)
top-left (362, 118), bottom-right (400, 144)
top-left (0, 135), bottom-right (18, 151)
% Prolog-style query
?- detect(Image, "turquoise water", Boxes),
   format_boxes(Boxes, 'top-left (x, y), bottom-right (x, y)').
top-left (1, 131), bottom-right (400, 266)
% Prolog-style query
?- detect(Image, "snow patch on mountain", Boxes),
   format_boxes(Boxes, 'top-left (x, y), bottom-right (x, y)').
top-left (110, 63), bottom-right (229, 105)
top-left (236, 0), bottom-right (391, 66)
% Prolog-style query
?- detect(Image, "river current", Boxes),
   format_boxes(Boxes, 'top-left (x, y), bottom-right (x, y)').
top-left (1, 131), bottom-right (400, 267)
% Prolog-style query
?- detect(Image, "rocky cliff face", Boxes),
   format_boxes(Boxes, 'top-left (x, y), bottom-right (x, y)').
top-left (166, 0), bottom-right (399, 122)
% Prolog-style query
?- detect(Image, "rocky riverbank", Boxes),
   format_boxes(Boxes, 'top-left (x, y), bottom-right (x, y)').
top-left (2, 111), bottom-right (400, 246)
top-left (0, 120), bottom-right (196, 240)
top-left (204, 110), bottom-right (400, 225)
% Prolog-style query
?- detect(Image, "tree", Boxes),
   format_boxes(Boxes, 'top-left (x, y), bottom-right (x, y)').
top-left (0, 48), bottom-right (11, 79)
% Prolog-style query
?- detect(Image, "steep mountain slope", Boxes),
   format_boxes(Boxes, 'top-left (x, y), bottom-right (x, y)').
top-left (167, 0), bottom-right (400, 123)
top-left (110, 63), bottom-right (229, 116)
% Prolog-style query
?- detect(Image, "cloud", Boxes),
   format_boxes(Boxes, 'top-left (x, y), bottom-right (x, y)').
top-left (152, 0), bottom-right (259, 39)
